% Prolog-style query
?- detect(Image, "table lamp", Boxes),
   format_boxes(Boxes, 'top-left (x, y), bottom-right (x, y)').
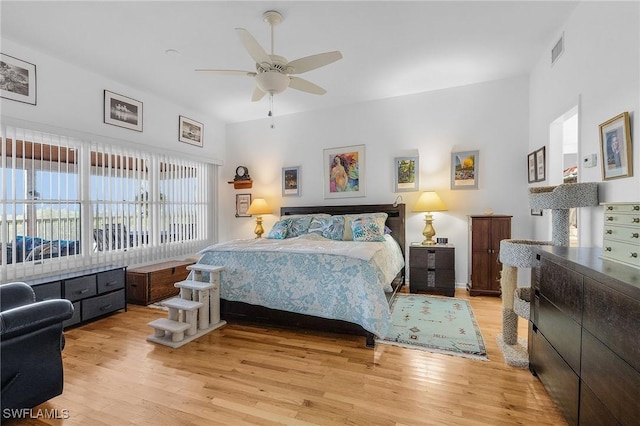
top-left (246, 198), bottom-right (272, 238)
top-left (413, 191), bottom-right (447, 245)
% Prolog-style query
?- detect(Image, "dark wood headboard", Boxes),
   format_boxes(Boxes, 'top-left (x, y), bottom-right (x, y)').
top-left (280, 203), bottom-right (406, 256)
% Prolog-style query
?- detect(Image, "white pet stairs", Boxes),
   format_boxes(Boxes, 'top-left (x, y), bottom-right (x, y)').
top-left (497, 182), bottom-right (598, 367)
top-left (147, 264), bottom-right (226, 348)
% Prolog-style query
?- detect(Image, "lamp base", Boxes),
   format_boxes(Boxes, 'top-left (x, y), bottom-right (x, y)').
top-left (254, 216), bottom-right (265, 239)
top-left (421, 212), bottom-right (436, 246)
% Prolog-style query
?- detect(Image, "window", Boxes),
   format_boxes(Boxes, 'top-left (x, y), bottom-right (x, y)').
top-left (1, 126), bottom-right (214, 281)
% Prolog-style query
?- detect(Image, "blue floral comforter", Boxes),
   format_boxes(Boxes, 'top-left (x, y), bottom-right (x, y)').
top-left (194, 233), bottom-right (404, 337)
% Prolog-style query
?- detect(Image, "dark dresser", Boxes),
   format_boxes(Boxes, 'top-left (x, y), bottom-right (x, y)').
top-left (529, 247), bottom-right (639, 425)
top-left (409, 244), bottom-right (455, 296)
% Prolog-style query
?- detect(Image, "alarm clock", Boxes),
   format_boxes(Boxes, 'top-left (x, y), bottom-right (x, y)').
top-left (234, 166), bottom-right (251, 181)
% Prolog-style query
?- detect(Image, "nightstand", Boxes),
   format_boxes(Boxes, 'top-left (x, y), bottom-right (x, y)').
top-left (409, 244), bottom-right (455, 296)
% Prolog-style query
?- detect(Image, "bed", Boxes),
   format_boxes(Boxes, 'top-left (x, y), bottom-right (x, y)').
top-left (194, 203), bottom-right (406, 347)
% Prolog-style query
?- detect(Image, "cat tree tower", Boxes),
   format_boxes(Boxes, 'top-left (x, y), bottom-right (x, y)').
top-left (497, 182), bottom-right (598, 367)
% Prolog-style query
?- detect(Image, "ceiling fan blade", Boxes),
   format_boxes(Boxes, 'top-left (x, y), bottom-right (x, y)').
top-left (195, 69), bottom-right (257, 77)
top-left (289, 77), bottom-right (326, 95)
top-left (235, 28), bottom-right (271, 66)
top-left (251, 86), bottom-right (266, 102)
top-left (287, 51), bottom-right (343, 74)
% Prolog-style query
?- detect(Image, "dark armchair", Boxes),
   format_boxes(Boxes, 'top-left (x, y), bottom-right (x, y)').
top-left (1, 282), bottom-right (74, 415)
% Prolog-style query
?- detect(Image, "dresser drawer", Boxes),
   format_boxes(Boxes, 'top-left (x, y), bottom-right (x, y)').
top-left (603, 224), bottom-right (640, 244)
top-left (583, 277), bottom-right (640, 371)
top-left (601, 238), bottom-right (640, 268)
top-left (529, 325), bottom-right (579, 425)
top-left (603, 212), bottom-right (640, 226)
top-left (65, 275), bottom-right (97, 302)
top-left (410, 247), bottom-right (454, 269)
top-left (581, 329), bottom-right (640, 426)
top-left (97, 268), bottom-right (125, 294)
top-left (602, 203), bottom-right (640, 214)
top-left (537, 293), bottom-right (582, 373)
top-left (82, 289), bottom-right (125, 321)
top-left (538, 257), bottom-right (583, 323)
top-left (33, 281), bottom-right (62, 301)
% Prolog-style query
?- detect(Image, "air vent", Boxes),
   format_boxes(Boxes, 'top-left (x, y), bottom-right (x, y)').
top-left (551, 33), bottom-right (564, 66)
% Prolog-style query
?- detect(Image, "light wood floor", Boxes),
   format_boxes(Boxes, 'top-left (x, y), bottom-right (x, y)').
top-left (9, 289), bottom-right (566, 425)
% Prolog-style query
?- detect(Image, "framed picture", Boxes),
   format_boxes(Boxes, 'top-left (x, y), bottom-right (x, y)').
top-left (535, 147), bottom-right (546, 182)
top-left (104, 90), bottom-right (143, 132)
top-left (451, 150), bottom-right (479, 189)
top-left (178, 116), bottom-right (203, 147)
top-left (235, 193), bottom-right (252, 217)
top-left (599, 112), bottom-right (633, 180)
top-left (394, 156), bottom-right (419, 192)
top-left (0, 53), bottom-right (36, 105)
top-left (282, 166), bottom-right (300, 197)
top-left (527, 152), bottom-right (537, 183)
top-left (323, 144), bottom-right (365, 199)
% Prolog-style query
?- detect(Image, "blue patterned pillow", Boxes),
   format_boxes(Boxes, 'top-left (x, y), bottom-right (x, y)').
top-left (308, 216), bottom-right (345, 240)
top-left (267, 219), bottom-right (291, 239)
top-left (288, 216), bottom-right (313, 237)
top-left (351, 217), bottom-right (386, 242)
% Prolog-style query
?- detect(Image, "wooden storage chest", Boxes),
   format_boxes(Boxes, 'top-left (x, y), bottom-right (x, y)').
top-left (126, 260), bottom-right (194, 305)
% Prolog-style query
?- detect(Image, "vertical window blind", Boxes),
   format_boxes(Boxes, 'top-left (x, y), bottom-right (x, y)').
top-left (1, 125), bottom-right (214, 282)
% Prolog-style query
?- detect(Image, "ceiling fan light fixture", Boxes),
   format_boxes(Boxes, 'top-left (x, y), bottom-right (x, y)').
top-left (256, 71), bottom-right (290, 94)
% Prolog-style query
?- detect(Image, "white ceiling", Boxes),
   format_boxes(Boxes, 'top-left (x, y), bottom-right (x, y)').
top-left (1, 1), bottom-right (578, 124)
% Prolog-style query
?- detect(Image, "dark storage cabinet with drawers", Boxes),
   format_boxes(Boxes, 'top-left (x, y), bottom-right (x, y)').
top-left (25, 265), bottom-right (126, 328)
top-left (409, 244), bottom-right (455, 296)
top-left (530, 247), bottom-right (639, 426)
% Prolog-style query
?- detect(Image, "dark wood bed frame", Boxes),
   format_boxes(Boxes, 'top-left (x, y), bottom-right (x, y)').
top-left (219, 203), bottom-right (406, 347)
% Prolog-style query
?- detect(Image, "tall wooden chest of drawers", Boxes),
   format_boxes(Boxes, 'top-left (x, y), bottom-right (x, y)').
top-left (600, 202), bottom-right (640, 269)
top-left (126, 260), bottom-right (194, 305)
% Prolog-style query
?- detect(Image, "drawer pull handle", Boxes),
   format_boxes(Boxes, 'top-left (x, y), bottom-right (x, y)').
top-left (76, 288), bottom-right (89, 295)
top-left (606, 216), bottom-right (614, 221)
top-left (100, 304), bottom-right (113, 311)
top-left (606, 229), bottom-right (613, 235)
top-left (604, 247), bottom-right (612, 252)
top-left (606, 205), bottom-right (614, 211)
top-left (631, 252), bottom-right (638, 258)
top-left (105, 280), bottom-right (118, 287)
top-left (632, 233), bottom-right (639, 239)
top-left (632, 218), bottom-right (640, 224)
top-left (634, 205), bottom-right (640, 211)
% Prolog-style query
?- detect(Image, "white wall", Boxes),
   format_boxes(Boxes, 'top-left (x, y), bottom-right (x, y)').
top-left (1, 38), bottom-right (226, 164)
top-left (529, 1), bottom-right (640, 247)
top-left (224, 76), bottom-right (532, 286)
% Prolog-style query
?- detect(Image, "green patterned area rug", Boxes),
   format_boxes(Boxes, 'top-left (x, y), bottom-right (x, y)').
top-left (378, 294), bottom-right (488, 360)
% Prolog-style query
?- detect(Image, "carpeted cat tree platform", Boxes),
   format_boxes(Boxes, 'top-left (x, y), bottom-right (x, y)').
top-left (497, 182), bottom-right (598, 368)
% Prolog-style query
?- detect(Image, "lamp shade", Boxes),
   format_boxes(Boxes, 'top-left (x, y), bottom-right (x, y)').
top-left (246, 198), bottom-right (272, 215)
top-left (413, 191), bottom-right (447, 212)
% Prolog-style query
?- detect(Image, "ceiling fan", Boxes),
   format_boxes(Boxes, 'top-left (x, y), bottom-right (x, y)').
top-left (196, 10), bottom-right (343, 102)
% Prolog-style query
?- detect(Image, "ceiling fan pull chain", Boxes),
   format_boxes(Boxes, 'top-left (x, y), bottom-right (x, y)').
top-left (269, 94), bottom-right (275, 129)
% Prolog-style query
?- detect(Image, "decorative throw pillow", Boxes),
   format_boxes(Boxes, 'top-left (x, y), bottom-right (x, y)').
top-left (266, 219), bottom-right (291, 239)
top-left (287, 216), bottom-right (313, 237)
top-left (343, 213), bottom-right (388, 240)
top-left (308, 216), bottom-right (345, 240)
top-left (351, 217), bottom-right (386, 242)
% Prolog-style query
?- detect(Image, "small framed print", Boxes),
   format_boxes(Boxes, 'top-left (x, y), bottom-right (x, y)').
top-left (0, 53), bottom-right (37, 105)
top-left (104, 90), bottom-right (143, 131)
top-left (535, 147), bottom-right (546, 182)
top-left (599, 112), bottom-right (633, 180)
top-left (179, 115), bottom-right (203, 147)
top-left (235, 193), bottom-right (252, 217)
top-left (527, 152), bottom-right (537, 183)
top-left (394, 156), bottom-right (419, 192)
top-left (282, 166), bottom-right (300, 197)
top-left (451, 150), bottom-right (479, 189)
